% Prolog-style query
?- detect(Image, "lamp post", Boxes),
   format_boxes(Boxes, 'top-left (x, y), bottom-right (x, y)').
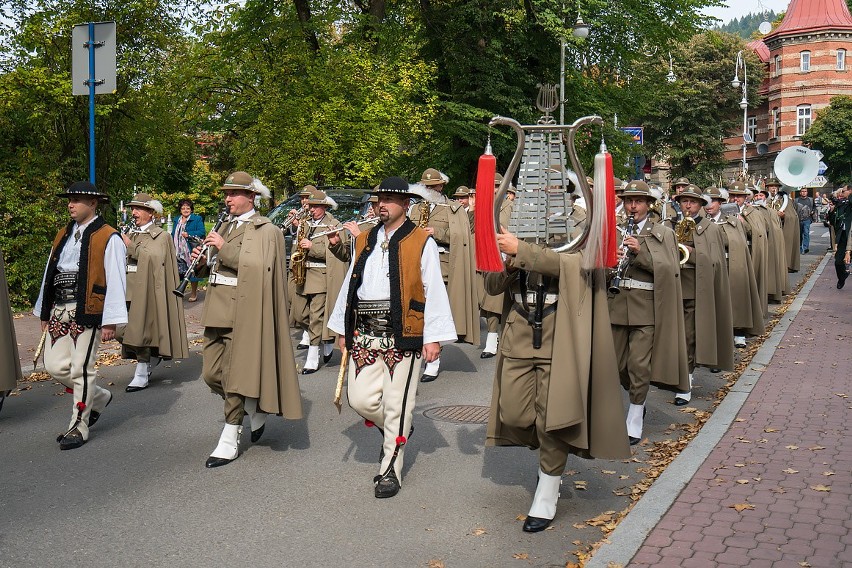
top-left (560, 1), bottom-right (589, 125)
top-left (732, 50), bottom-right (749, 178)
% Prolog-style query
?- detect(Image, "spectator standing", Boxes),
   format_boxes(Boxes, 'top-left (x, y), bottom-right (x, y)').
top-left (795, 188), bottom-right (816, 254)
top-left (171, 199), bottom-right (206, 302)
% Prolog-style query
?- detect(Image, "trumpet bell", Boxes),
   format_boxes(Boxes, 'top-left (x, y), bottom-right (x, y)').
top-left (774, 146), bottom-right (820, 188)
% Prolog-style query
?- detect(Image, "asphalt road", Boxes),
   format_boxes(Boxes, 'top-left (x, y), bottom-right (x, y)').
top-left (0, 228), bottom-right (829, 568)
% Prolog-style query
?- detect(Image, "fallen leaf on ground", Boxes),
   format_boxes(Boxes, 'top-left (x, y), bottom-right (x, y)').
top-left (470, 528), bottom-right (487, 536)
top-left (783, 468), bottom-right (799, 474)
top-left (428, 561), bottom-right (445, 568)
top-left (512, 553), bottom-right (528, 560)
top-left (574, 480), bottom-right (587, 490)
top-left (736, 479), bottom-right (750, 484)
top-left (785, 445), bottom-right (799, 450)
top-left (601, 470), bottom-right (616, 475)
top-left (808, 445), bottom-right (826, 451)
top-left (515, 514), bottom-right (526, 521)
top-left (809, 485), bottom-right (831, 492)
top-left (572, 523), bottom-right (586, 530)
top-left (823, 471), bottom-right (835, 476)
top-left (764, 428), bottom-right (779, 432)
top-left (731, 503), bottom-right (755, 512)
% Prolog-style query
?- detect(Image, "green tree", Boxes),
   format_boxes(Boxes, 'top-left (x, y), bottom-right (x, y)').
top-left (803, 95), bottom-right (852, 185)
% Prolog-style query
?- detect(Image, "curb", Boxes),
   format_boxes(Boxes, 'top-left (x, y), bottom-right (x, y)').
top-left (586, 252), bottom-right (832, 568)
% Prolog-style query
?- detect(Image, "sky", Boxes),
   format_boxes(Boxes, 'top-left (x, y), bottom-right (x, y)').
top-left (703, 0), bottom-right (792, 24)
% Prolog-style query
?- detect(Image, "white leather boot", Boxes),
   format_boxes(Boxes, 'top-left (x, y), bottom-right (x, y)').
top-left (481, 332), bottom-right (499, 357)
top-left (206, 423), bottom-right (242, 468)
top-left (297, 330), bottom-right (310, 349)
top-left (126, 361), bottom-right (150, 392)
top-left (523, 469), bottom-right (561, 532)
top-left (303, 346), bottom-right (319, 374)
top-left (626, 403), bottom-right (645, 445)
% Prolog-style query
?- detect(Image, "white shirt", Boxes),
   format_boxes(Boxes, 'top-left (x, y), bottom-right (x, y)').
top-left (131, 220), bottom-right (154, 233)
top-left (328, 224), bottom-right (457, 345)
top-left (34, 216), bottom-right (128, 326)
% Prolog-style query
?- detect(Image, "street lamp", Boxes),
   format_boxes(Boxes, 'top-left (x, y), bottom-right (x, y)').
top-left (733, 50), bottom-right (748, 177)
top-left (666, 52), bottom-right (676, 83)
top-left (560, 1), bottom-right (590, 125)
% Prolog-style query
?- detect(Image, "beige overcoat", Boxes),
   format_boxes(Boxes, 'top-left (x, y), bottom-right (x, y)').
top-left (691, 219), bottom-right (735, 371)
top-left (121, 226), bottom-right (188, 360)
top-left (202, 216), bottom-right (303, 419)
top-left (717, 217), bottom-right (765, 336)
top-left (478, 200), bottom-right (515, 314)
top-left (297, 212), bottom-right (348, 342)
top-left (758, 205), bottom-right (789, 299)
top-left (485, 251), bottom-right (630, 460)
top-left (738, 205), bottom-right (769, 318)
top-left (0, 250), bottom-right (21, 391)
top-left (773, 193), bottom-right (801, 272)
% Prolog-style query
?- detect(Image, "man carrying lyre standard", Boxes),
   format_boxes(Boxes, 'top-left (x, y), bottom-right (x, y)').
top-left (191, 171), bottom-right (302, 467)
top-left (33, 181), bottom-right (127, 450)
top-left (328, 177), bottom-right (456, 499)
top-left (119, 192), bottom-right (188, 393)
top-left (607, 180), bottom-right (688, 444)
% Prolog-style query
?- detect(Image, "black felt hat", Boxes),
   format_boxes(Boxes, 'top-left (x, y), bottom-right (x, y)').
top-left (373, 177), bottom-right (418, 198)
top-left (57, 181), bottom-right (109, 201)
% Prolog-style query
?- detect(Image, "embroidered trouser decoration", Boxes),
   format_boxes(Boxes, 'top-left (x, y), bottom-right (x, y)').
top-left (43, 303), bottom-right (111, 441)
top-left (347, 333), bottom-right (421, 484)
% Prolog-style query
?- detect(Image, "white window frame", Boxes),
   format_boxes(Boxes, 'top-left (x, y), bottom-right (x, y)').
top-left (800, 51), bottom-right (811, 72)
top-left (838, 49), bottom-right (847, 71)
top-left (747, 116), bottom-right (757, 142)
top-left (797, 105), bottom-right (812, 136)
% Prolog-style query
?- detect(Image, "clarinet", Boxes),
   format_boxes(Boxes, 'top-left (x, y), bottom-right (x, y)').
top-left (608, 214), bottom-right (636, 295)
top-left (173, 207), bottom-right (229, 297)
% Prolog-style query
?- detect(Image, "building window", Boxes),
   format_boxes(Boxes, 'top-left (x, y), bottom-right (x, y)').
top-left (800, 51), bottom-right (811, 72)
top-left (838, 49), bottom-right (847, 70)
top-left (797, 105), bottom-right (812, 136)
top-left (747, 116), bottom-right (757, 142)
top-left (775, 55), bottom-right (782, 77)
top-left (772, 107), bottom-right (780, 138)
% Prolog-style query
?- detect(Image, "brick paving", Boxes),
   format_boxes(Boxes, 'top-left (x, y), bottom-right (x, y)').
top-left (628, 264), bottom-right (852, 567)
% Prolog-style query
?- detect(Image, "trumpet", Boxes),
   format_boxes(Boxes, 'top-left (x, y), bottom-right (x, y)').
top-left (281, 206), bottom-right (308, 228)
top-left (174, 206), bottom-right (229, 297)
top-left (309, 217), bottom-right (380, 240)
top-left (609, 215), bottom-right (636, 295)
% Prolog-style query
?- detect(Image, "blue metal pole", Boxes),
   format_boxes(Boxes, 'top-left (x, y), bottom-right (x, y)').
top-left (88, 22), bottom-right (96, 185)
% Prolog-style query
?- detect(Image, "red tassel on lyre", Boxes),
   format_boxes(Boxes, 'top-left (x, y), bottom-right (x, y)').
top-left (474, 144), bottom-right (503, 272)
top-left (604, 152), bottom-right (618, 268)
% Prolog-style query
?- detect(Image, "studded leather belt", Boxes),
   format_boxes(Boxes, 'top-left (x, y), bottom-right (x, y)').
top-left (355, 300), bottom-right (393, 337)
top-left (53, 272), bottom-right (78, 303)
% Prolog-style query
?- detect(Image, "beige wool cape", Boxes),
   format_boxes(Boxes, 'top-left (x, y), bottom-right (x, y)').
top-left (121, 226), bottom-right (189, 361)
top-left (643, 224), bottom-right (691, 392)
top-left (776, 194), bottom-right (801, 272)
top-left (738, 205), bottom-right (770, 318)
top-left (757, 206), bottom-right (790, 300)
top-left (0, 250), bottom-right (21, 392)
top-left (717, 217), bottom-right (765, 336)
top-left (486, 253), bottom-right (630, 461)
top-left (210, 217), bottom-right (303, 419)
top-left (691, 219), bottom-right (735, 371)
top-left (439, 203), bottom-right (480, 345)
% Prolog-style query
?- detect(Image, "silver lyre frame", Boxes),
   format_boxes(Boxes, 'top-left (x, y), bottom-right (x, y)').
top-left (489, 114), bottom-right (604, 253)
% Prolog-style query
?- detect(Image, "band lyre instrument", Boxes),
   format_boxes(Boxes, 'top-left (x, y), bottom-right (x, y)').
top-left (309, 217), bottom-right (380, 240)
top-left (173, 206), bottom-right (229, 297)
top-left (675, 215), bottom-right (696, 266)
top-left (608, 214), bottom-right (636, 294)
top-left (490, 114), bottom-right (603, 254)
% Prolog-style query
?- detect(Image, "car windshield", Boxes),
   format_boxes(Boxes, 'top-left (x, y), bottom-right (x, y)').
top-left (267, 188), bottom-right (370, 226)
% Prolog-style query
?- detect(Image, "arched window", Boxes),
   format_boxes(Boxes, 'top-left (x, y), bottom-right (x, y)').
top-left (797, 105), bottom-right (812, 136)
top-left (800, 51), bottom-right (811, 72)
top-left (838, 49), bottom-right (847, 71)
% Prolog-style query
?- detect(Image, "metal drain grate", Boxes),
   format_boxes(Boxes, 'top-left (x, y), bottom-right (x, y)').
top-left (423, 405), bottom-right (490, 424)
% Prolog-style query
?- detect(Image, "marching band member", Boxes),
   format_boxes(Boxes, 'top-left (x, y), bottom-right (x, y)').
top-left (120, 192), bottom-right (188, 392)
top-left (289, 185), bottom-right (314, 350)
top-left (328, 177), bottom-right (456, 498)
top-left (766, 177), bottom-right (801, 273)
top-left (753, 188), bottom-right (790, 301)
top-left (33, 181), bottom-right (127, 449)
top-left (409, 168), bottom-right (479, 382)
top-left (191, 171), bottom-right (302, 467)
top-left (728, 181), bottom-right (770, 318)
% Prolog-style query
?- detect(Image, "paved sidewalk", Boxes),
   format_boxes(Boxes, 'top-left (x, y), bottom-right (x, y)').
top-left (591, 256), bottom-right (852, 567)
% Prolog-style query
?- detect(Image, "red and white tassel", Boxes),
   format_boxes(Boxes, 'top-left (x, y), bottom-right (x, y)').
top-left (582, 141), bottom-right (616, 270)
top-left (474, 141), bottom-right (503, 272)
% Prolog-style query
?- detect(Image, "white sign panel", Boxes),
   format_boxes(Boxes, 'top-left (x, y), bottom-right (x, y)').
top-left (71, 21), bottom-right (117, 96)
top-left (805, 175), bottom-right (828, 188)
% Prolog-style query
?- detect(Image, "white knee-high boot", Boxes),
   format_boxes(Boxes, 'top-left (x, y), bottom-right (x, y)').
top-left (206, 423), bottom-right (242, 467)
top-left (128, 362), bottom-right (149, 389)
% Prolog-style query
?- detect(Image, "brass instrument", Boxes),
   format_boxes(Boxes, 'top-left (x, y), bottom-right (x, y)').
top-left (417, 199), bottom-right (431, 229)
top-left (609, 215), bottom-right (636, 295)
top-left (174, 206), bottom-right (229, 297)
top-left (674, 216), bottom-right (696, 266)
top-left (281, 206), bottom-right (308, 229)
top-left (289, 214), bottom-right (310, 287)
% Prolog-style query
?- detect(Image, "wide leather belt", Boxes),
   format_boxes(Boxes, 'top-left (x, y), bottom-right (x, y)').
top-left (514, 292), bottom-right (558, 306)
top-left (209, 272), bottom-right (238, 286)
top-left (126, 264), bottom-right (138, 273)
top-left (305, 261), bottom-right (326, 268)
top-left (619, 278), bottom-right (653, 291)
top-left (53, 272), bottom-right (78, 303)
top-left (54, 272), bottom-right (77, 288)
top-left (355, 300), bottom-right (393, 337)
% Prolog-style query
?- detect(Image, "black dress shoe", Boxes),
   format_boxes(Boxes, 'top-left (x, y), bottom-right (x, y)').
top-left (59, 429), bottom-right (86, 450)
top-left (710, 368), bottom-right (721, 373)
top-left (420, 373), bottom-right (437, 383)
top-left (522, 515), bottom-right (552, 532)
top-left (250, 424), bottom-right (265, 443)
top-left (88, 391), bottom-right (113, 428)
top-left (296, 344), bottom-right (309, 350)
top-left (629, 436), bottom-right (641, 446)
top-left (302, 368), bottom-right (318, 375)
top-left (125, 384), bottom-right (148, 393)
top-left (323, 352), bottom-right (333, 364)
top-left (839, 277), bottom-right (847, 290)
top-left (673, 396), bottom-right (690, 406)
top-left (205, 455), bottom-right (238, 468)
top-left (480, 351), bottom-right (496, 359)
top-left (374, 471), bottom-right (400, 498)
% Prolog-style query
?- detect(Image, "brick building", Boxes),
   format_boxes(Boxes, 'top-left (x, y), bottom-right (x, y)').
top-left (723, 0), bottom-right (852, 190)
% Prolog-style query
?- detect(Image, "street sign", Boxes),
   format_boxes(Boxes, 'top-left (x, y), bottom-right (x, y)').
top-left (620, 127), bottom-right (643, 145)
top-left (818, 161), bottom-right (828, 175)
top-left (805, 175), bottom-right (828, 188)
top-left (71, 21), bottom-right (116, 95)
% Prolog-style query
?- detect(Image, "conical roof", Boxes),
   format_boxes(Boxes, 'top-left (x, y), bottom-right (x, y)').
top-left (764, 0), bottom-right (852, 39)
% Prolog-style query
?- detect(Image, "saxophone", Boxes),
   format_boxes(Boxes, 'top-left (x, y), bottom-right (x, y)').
top-left (289, 216), bottom-right (310, 286)
top-left (674, 216), bottom-right (696, 266)
top-left (417, 199), bottom-right (431, 229)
